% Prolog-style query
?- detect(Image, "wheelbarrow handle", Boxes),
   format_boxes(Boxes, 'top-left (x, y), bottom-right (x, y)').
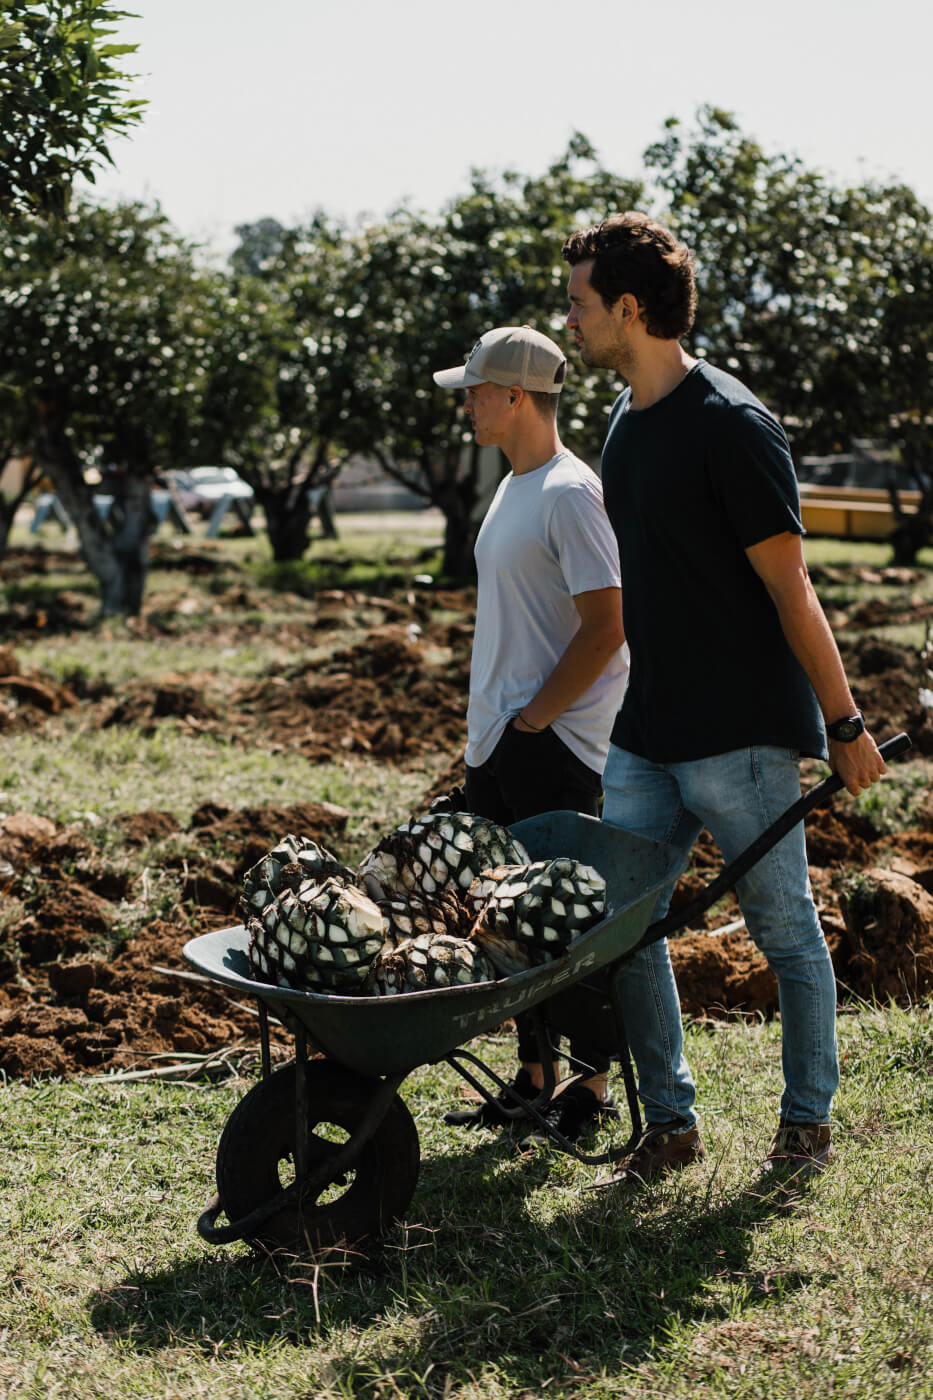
top-left (637, 731), bottom-right (912, 950)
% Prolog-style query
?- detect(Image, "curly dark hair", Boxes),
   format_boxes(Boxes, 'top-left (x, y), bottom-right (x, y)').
top-left (562, 212), bottom-right (697, 340)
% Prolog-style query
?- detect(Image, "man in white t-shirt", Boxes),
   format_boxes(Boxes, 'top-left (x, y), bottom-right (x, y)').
top-left (432, 325), bottom-right (630, 1149)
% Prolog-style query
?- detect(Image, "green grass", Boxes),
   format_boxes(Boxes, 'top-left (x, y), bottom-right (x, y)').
top-left (14, 628), bottom-right (371, 687)
top-left (251, 538), bottom-right (445, 595)
top-left (0, 717), bottom-right (447, 867)
top-left (2, 523), bottom-right (932, 1396)
top-left (802, 537), bottom-right (933, 572)
top-left (849, 759), bottom-right (930, 835)
top-left (8, 509), bottom-right (446, 591)
top-left (0, 1004), bottom-right (931, 1399)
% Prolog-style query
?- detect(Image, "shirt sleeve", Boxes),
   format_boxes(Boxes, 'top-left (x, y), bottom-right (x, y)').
top-left (707, 403), bottom-right (804, 548)
top-left (548, 480), bottom-right (622, 596)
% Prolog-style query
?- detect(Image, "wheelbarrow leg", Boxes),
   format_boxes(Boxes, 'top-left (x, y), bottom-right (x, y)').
top-left (295, 1024), bottom-right (310, 1179)
top-left (527, 1004), bottom-right (559, 1095)
top-left (257, 999), bottom-right (271, 1079)
top-left (445, 1047), bottom-right (554, 1120)
top-left (608, 959), bottom-right (643, 1152)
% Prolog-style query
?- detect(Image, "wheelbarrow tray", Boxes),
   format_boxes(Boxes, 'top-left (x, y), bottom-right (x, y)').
top-left (183, 812), bottom-right (678, 1078)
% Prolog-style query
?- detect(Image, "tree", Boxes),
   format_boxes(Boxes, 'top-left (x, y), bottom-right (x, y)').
top-left (357, 137), bottom-right (643, 578)
top-left (0, 1), bottom-right (145, 559)
top-left (645, 107), bottom-right (933, 473)
top-left (200, 216), bottom-right (381, 562)
top-left (0, 0), bottom-right (144, 220)
top-left (0, 202), bottom-right (229, 611)
top-left (878, 230), bottom-right (933, 563)
top-left (645, 106), bottom-right (933, 562)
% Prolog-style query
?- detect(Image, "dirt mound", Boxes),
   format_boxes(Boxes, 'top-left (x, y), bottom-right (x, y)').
top-left (2, 562), bottom-right (932, 1080)
top-left (670, 928), bottom-right (777, 1020)
top-left (838, 868), bottom-right (933, 1000)
top-left (116, 810), bottom-right (182, 844)
top-left (0, 920), bottom-right (267, 1077)
top-left (3, 781), bottom-right (931, 1082)
top-left (843, 634), bottom-right (933, 752)
top-left (0, 651), bottom-right (79, 731)
top-left (84, 620), bottom-right (472, 762)
top-left (0, 588), bottom-right (95, 637)
top-left (0, 801), bottom-right (349, 1080)
top-left (102, 671), bottom-right (222, 727)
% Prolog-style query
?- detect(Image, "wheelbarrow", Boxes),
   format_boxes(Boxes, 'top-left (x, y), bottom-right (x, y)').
top-left (184, 733), bottom-right (909, 1254)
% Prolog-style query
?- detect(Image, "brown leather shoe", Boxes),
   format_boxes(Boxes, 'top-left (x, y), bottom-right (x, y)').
top-left (763, 1122), bottom-right (834, 1179)
top-left (591, 1120), bottom-right (706, 1188)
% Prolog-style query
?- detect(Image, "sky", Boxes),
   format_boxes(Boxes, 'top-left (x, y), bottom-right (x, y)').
top-left (78, 0), bottom-right (933, 254)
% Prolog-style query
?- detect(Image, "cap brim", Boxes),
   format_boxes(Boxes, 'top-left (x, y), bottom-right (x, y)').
top-left (432, 366), bottom-right (485, 389)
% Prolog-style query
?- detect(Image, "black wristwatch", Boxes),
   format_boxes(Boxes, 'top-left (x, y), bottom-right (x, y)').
top-left (826, 711), bottom-right (865, 743)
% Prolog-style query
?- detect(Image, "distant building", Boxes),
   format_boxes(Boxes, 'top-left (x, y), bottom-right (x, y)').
top-left (797, 440), bottom-right (907, 490)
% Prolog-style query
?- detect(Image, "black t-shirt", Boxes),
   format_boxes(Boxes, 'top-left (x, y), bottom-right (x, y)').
top-left (602, 360), bottom-right (826, 763)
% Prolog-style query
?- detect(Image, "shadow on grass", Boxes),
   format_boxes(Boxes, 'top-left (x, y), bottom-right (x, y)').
top-left (252, 546), bottom-right (447, 598)
top-left (87, 1132), bottom-right (814, 1382)
top-left (0, 575), bottom-right (99, 637)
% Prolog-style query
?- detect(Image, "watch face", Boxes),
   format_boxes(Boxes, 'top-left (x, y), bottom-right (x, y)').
top-left (829, 715), bottom-right (864, 742)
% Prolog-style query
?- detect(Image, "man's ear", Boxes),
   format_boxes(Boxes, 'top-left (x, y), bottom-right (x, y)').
top-left (617, 293), bottom-right (641, 325)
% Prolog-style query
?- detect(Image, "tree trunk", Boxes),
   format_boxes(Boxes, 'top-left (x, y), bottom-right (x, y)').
top-left (888, 474), bottom-right (933, 567)
top-left (32, 403), bottom-right (152, 615)
top-left (108, 473), bottom-right (154, 615)
top-left (889, 518), bottom-right (928, 567)
top-left (262, 494), bottom-right (314, 561)
top-left (436, 441), bottom-right (495, 582)
top-left (0, 505), bottom-right (12, 559)
top-left (437, 474), bottom-right (480, 582)
top-left (439, 507), bottom-right (477, 580)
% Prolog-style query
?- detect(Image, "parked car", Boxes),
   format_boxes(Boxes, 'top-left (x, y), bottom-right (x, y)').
top-left (164, 466), bottom-right (254, 518)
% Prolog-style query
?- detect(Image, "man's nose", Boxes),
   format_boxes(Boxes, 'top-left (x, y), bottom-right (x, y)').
top-left (566, 307), bottom-right (578, 328)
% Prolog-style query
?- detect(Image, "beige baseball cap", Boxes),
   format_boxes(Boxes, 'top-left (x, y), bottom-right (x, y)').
top-left (433, 325), bottom-right (567, 394)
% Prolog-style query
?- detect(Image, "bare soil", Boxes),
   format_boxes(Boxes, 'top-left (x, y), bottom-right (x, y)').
top-left (1, 553), bottom-right (932, 1080)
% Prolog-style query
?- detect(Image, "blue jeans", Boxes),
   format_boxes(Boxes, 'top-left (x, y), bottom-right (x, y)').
top-left (602, 743), bottom-right (839, 1128)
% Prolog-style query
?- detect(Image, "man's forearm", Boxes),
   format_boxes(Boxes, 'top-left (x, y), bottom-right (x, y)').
top-left (769, 576), bottom-right (857, 721)
top-left (517, 622), bottom-right (623, 731)
top-left (747, 537), bottom-right (887, 794)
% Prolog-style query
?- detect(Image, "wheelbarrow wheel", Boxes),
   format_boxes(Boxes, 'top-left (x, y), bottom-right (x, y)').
top-left (215, 1061), bottom-right (420, 1254)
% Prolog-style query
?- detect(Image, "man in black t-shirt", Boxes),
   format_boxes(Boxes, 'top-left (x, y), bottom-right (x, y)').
top-left (561, 212), bottom-right (886, 1184)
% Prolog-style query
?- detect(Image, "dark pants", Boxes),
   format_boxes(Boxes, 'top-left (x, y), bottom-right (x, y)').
top-left (466, 723), bottom-right (609, 1075)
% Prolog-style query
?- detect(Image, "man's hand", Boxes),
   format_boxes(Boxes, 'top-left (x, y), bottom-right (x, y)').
top-left (829, 730), bottom-right (886, 796)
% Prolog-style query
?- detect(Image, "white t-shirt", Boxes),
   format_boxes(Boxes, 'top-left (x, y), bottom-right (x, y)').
top-left (466, 449), bottom-right (629, 772)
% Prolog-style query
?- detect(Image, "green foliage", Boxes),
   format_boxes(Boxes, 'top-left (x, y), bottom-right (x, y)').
top-left (851, 762), bottom-right (929, 835)
top-left (0, 201), bottom-right (233, 473)
top-left (0, 0), bottom-right (144, 220)
top-left (4, 106), bottom-right (933, 586)
top-left (206, 215), bottom-right (389, 561)
top-left (646, 106), bottom-right (933, 465)
top-left (346, 138), bottom-right (643, 574)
